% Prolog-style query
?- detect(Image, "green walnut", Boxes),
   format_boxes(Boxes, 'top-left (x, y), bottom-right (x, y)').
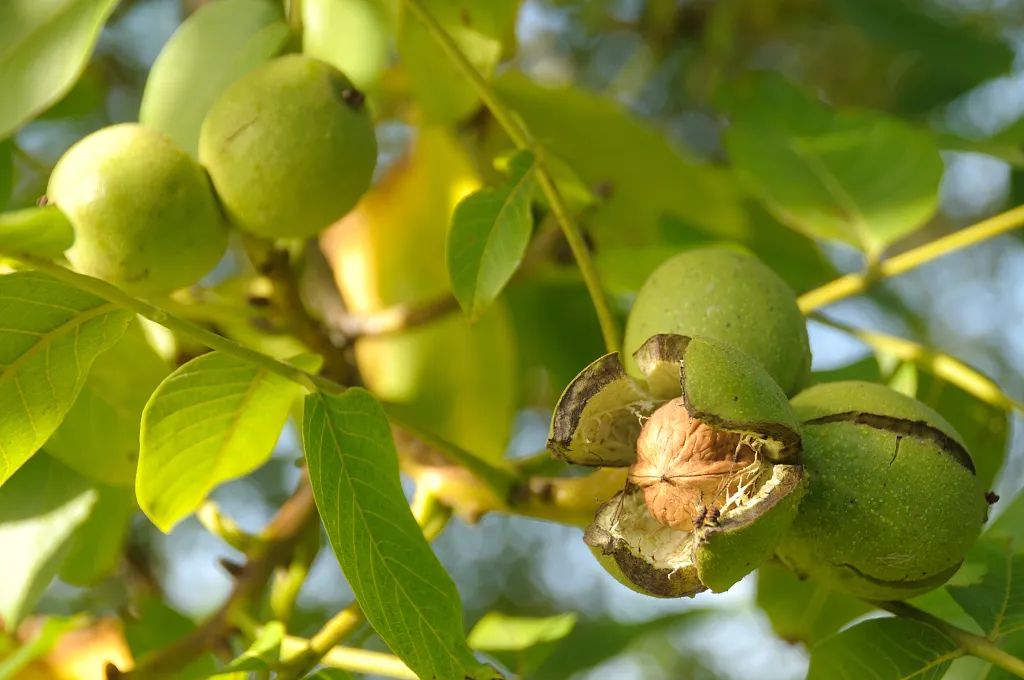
top-left (199, 54), bottom-right (377, 239)
top-left (549, 333), bottom-right (804, 597)
top-left (776, 381), bottom-right (988, 600)
top-left (48, 123), bottom-right (229, 293)
top-left (623, 248), bottom-right (810, 396)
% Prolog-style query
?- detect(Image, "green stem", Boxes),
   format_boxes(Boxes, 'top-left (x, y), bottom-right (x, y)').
top-left (0, 249), bottom-right (339, 394)
top-left (197, 502), bottom-right (258, 552)
top-left (811, 313), bottom-right (1024, 414)
top-left (0, 250), bottom-right (519, 502)
top-left (279, 639), bottom-right (417, 679)
top-left (880, 601), bottom-right (1024, 678)
top-left (400, 0), bottom-right (621, 354)
top-left (798, 203), bottom-right (1024, 313)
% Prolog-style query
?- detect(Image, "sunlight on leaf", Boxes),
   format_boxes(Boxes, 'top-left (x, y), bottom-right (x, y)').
top-left (0, 271), bottom-right (131, 486)
top-left (46, 320), bottom-right (169, 487)
top-left (137, 351), bottom-right (316, 532)
top-left (724, 76), bottom-right (943, 256)
top-left (0, 207), bottom-right (75, 260)
top-left (140, 0), bottom-right (289, 156)
top-left (0, 456), bottom-right (97, 627)
top-left (303, 0), bottom-right (389, 90)
top-left (447, 151), bottom-right (536, 320)
top-left (0, 0), bottom-right (119, 137)
top-left (215, 622), bottom-right (284, 674)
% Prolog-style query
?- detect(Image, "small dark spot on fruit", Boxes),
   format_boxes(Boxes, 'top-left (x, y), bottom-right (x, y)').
top-left (732, 395), bottom-right (738, 402)
top-left (340, 87), bottom-right (365, 109)
top-left (986, 491), bottom-right (1000, 505)
top-left (460, 7), bottom-right (471, 24)
top-left (37, 195), bottom-right (50, 207)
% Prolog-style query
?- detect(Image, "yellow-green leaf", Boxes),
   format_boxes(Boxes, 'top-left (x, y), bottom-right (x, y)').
top-left (140, 0), bottom-right (290, 156)
top-left (0, 271), bottom-right (131, 486)
top-left (137, 351), bottom-right (312, 532)
top-left (0, 0), bottom-right (119, 137)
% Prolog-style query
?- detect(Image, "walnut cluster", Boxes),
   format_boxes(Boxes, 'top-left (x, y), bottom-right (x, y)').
top-left (628, 398), bottom-right (756, 531)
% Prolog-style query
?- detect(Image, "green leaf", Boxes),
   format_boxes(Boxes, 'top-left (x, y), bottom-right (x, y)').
top-left (0, 455), bottom-right (98, 627)
top-left (216, 621), bottom-right (284, 674)
top-left (723, 77), bottom-right (943, 256)
top-left (495, 73), bottom-right (748, 251)
top-left (0, 207), bottom-right (75, 259)
top-left (468, 612), bottom-right (577, 651)
top-left (302, 0), bottom-right (389, 90)
top-left (947, 539), bottom-right (1024, 639)
top-left (828, 0), bottom-right (1012, 112)
top-left (0, 271), bottom-right (132, 486)
top-left (447, 151), bottom-right (536, 320)
top-left (46, 319), bottom-right (169, 487)
top-left (0, 139), bottom-right (12, 210)
top-left (755, 563), bottom-right (872, 646)
top-left (397, 0), bottom-right (518, 123)
top-left (534, 610), bottom-right (713, 678)
top-left (505, 277), bottom-right (605, 407)
top-left (140, 0), bottom-right (290, 156)
top-left (0, 0), bottom-right (119, 138)
top-left (808, 618), bottom-right (960, 679)
top-left (57, 483), bottom-right (133, 586)
top-left (137, 351), bottom-right (312, 532)
top-left (468, 612), bottom-right (576, 676)
top-left (303, 388), bottom-right (491, 680)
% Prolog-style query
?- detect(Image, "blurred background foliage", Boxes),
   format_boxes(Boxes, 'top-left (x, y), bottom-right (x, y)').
top-left (4, 0), bottom-right (1024, 678)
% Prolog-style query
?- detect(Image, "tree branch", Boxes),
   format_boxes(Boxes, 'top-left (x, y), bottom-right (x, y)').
top-left (810, 313), bottom-right (1024, 414)
top-left (332, 294), bottom-right (460, 339)
top-left (280, 640), bottom-right (417, 679)
top-left (798, 203), bottom-right (1024, 313)
top-left (109, 479), bottom-right (318, 679)
top-left (0, 249), bottom-right (341, 395)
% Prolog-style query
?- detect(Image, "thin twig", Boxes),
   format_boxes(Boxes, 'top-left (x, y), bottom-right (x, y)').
top-left (798, 204), bottom-right (1024, 313)
top-left (400, 0), bottom-right (621, 353)
top-left (333, 294), bottom-right (460, 339)
top-left (276, 491), bottom-right (449, 678)
top-left (810, 313), bottom-right (1024, 414)
top-left (0, 249), bottom-right (340, 395)
top-left (279, 640), bottom-right (417, 679)
top-left (110, 480), bottom-right (319, 679)
top-left (879, 601), bottom-right (1024, 678)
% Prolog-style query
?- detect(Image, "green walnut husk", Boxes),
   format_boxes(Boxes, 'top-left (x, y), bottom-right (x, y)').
top-left (49, 123), bottom-right (228, 293)
top-left (623, 248), bottom-right (810, 396)
top-left (199, 54), bottom-right (377, 239)
top-left (776, 381), bottom-right (988, 600)
top-left (549, 334), bottom-right (804, 598)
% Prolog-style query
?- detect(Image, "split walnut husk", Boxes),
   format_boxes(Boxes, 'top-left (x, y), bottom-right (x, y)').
top-left (549, 334), bottom-right (805, 597)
